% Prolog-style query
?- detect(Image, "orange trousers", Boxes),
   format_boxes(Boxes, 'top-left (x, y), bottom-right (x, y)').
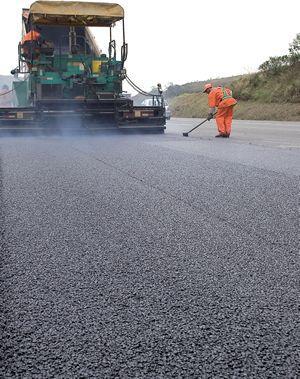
top-left (216, 106), bottom-right (234, 135)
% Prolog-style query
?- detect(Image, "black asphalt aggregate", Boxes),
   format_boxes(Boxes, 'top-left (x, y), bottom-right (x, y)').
top-left (0, 119), bottom-right (299, 378)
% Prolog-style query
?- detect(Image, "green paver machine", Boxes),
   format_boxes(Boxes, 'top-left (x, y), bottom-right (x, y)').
top-left (0, 1), bottom-right (166, 131)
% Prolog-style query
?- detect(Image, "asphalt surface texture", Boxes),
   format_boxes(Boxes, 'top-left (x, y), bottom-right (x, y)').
top-left (0, 118), bottom-right (299, 378)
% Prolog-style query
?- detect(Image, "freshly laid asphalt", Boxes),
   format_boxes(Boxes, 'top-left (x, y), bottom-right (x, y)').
top-left (0, 118), bottom-right (299, 378)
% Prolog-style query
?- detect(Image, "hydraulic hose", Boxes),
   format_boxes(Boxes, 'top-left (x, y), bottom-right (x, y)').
top-left (125, 74), bottom-right (157, 97)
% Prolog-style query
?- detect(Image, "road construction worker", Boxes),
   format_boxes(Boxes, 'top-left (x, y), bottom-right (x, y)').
top-left (21, 29), bottom-right (42, 60)
top-left (203, 83), bottom-right (237, 138)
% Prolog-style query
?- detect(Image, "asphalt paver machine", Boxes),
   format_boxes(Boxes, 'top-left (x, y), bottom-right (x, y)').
top-left (0, 1), bottom-right (166, 131)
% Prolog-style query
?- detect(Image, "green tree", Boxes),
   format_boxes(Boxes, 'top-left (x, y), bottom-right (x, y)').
top-left (259, 55), bottom-right (289, 75)
top-left (259, 33), bottom-right (300, 75)
top-left (288, 33), bottom-right (300, 65)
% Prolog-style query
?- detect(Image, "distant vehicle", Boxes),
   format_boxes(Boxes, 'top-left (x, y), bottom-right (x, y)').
top-left (141, 98), bottom-right (171, 120)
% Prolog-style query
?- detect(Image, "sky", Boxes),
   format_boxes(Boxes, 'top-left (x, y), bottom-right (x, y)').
top-left (1, 0), bottom-right (299, 93)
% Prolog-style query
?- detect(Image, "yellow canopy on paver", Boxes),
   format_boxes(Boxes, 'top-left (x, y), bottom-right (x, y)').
top-left (29, 1), bottom-right (124, 26)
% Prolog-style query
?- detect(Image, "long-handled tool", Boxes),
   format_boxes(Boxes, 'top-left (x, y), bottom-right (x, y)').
top-left (182, 112), bottom-right (216, 137)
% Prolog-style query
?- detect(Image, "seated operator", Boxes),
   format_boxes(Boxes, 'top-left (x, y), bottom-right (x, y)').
top-left (20, 27), bottom-right (42, 60)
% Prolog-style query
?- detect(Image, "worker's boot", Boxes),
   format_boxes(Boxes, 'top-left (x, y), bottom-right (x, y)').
top-left (215, 133), bottom-right (226, 138)
top-left (224, 133), bottom-right (230, 138)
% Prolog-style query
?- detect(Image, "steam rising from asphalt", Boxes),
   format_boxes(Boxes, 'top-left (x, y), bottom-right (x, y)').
top-left (0, 119), bottom-right (163, 138)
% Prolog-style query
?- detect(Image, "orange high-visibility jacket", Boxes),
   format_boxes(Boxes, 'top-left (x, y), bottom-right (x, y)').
top-left (22, 30), bottom-right (41, 44)
top-left (208, 87), bottom-right (237, 108)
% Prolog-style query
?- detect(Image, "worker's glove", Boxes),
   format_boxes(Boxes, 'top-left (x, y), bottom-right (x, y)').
top-left (207, 113), bottom-right (214, 121)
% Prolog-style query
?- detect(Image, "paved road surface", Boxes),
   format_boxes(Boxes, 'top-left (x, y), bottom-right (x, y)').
top-left (1, 119), bottom-right (299, 378)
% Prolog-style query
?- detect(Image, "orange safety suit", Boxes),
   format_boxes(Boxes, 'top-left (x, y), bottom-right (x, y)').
top-left (21, 30), bottom-right (42, 67)
top-left (208, 87), bottom-right (237, 135)
top-left (22, 30), bottom-right (41, 44)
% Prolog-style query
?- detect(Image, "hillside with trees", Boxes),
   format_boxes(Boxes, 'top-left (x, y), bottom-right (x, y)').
top-left (168, 34), bottom-right (300, 121)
